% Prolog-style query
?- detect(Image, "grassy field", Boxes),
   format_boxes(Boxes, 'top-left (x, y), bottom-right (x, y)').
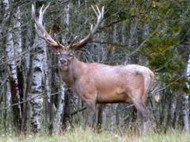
top-left (0, 128), bottom-right (190, 142)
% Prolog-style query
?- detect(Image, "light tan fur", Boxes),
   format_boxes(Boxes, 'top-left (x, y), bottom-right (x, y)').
top-left (59, 57), bottom-right (154, 107)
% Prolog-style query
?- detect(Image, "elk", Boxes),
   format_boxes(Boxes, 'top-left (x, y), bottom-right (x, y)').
top-left (32, 4), bottom-right (154, 132)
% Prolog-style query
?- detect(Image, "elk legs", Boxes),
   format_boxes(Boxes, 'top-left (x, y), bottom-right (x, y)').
top-left (132, 100), bottom-right (151, 134)
top-left (85, 100), bottom-right (97, 128)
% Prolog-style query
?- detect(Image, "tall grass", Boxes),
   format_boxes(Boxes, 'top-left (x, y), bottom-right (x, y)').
top-left (0, 127), bottom-right (190, 142)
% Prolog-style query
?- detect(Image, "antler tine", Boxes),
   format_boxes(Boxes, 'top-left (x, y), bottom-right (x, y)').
top-left (32, 4), bottom-right (36, 20)
top-left (38, 3), bottom-right (50, 24)
top-left (90, 5), bottom-right (104, 34)
top-left (38, 5), bottom-right (45, 24)
top-left (68, 36), bottom-right (79, 49)
top-left (32, 3), bottom-right (65, 49)
top-left (91, 6), bottom-right (98, 17)
top-left (70, 5), bottom-right (104, 50)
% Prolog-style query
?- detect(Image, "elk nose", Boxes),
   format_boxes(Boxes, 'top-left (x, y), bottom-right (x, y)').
top-left (60, 59), bottom-right (67, 65)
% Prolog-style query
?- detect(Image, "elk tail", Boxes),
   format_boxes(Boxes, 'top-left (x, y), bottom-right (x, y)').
top-left (144, 70), bottom-right (155, 99)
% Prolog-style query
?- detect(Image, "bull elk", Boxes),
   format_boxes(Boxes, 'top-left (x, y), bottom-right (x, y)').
top-left (32, 4), bottom-right (154, 132)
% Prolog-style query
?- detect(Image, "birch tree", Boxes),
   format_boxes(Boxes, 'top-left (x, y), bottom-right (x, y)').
top-left (28, 5), bottom-right (48, 132)
top-left (3, 0), bottom-right (23, 133)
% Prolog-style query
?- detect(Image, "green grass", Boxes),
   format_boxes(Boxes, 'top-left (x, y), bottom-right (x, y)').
top-left (0, 128), bottom-right (190, 142)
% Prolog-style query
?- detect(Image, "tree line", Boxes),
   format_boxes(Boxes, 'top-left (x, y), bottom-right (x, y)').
top-left (0, 0), bottom-right (190, 135)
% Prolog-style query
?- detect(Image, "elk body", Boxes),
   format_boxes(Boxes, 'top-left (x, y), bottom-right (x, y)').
top-left (32, 4), bottom-right (155, 132)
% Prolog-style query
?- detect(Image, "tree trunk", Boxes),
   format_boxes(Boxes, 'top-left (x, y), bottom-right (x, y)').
top-left (29, 35), bottom-right (46, 134)
top-left (182, 94), bottom-right (189, 132)
top-left (53, 84), bottom-right (66, 134)
top-left (179, 33), bottom-right (190, 132)
top-left (3, 0), bottom-right (23, 133)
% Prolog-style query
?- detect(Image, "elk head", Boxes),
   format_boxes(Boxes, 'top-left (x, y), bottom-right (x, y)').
top-left (32, 3), bottom-right (104, 70)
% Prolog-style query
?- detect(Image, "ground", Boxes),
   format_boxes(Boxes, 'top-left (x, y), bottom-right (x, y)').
top-left (0, 127), bottom-right (190, 142)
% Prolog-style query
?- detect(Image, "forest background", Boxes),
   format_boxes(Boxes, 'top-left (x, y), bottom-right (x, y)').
top-left (0, 0), bottom-right (190, 136)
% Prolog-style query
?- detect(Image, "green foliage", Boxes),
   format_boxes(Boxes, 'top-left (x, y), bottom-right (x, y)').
top-left (131, 0), bottom-right (190, 91)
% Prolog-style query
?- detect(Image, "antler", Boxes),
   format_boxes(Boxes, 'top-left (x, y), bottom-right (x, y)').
top-left (32, 4), bottom-right (65, 49)
top-left (70, 6), bottom-right (104, 50)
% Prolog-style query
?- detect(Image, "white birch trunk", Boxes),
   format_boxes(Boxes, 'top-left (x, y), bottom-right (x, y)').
top-left (29, 35), bottom-right (46, 133)
top-left (4, 0), bottom-right (22, 132)
top-left (53, 83), bottom-right (66, 134)
top-left (62, 2), bottom-right (71, 44)
top-left (187, 55), bottom-right (190, 79)
top-left (182, 55), bottom-right (190, 132)
top-left (12, 6), bottom-right (22, 66)
top-left (3, 81), bottom-right (12, 133)
top-left (182, 95), bottom-right (189, 132)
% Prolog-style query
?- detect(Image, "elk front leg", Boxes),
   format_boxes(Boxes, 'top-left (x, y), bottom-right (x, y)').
top-left (85, 100), bottom-right (97, 128)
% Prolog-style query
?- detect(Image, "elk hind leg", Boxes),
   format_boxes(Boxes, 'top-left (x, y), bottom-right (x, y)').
top-left (132, 100), bottom-right (151, 134)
